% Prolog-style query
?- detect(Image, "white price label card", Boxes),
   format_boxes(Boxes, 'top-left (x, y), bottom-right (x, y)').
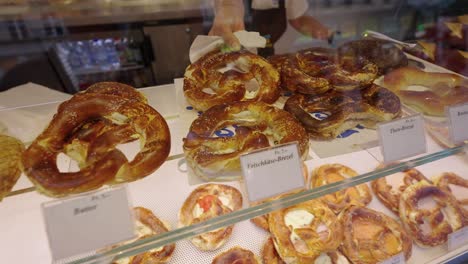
top-left (42, 186), bottom-right (134, 261)
top-left (447, 103), bottom-right (468, 144)
top-left (240, 142), bottom-right (305, 202)
top-left (378, 115), bottom-right (426, 163)
top-left (378, 253), bottom-right (405, 264)
top-left (448, 226), bottom-right (468, 251)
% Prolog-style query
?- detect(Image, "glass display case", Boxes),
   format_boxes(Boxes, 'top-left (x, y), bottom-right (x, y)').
top-left (0, 1), bottom-right (467, 264)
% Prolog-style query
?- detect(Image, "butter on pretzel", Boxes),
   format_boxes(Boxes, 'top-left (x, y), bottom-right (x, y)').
top-left (284, 84), bottom-right (401, 140)
top-left (339, 205), bottom-right (412, 264)
top-left (311, 164), bottom-right (372, 214)
top-left (399, 181), bottom-right (465, 247)
top-left (268, 199), bottom-right (343, 263)
top-left (22, 83), bottom-right (170, 197)
top-left (184, 50), bottom-right (280, 111)
top-left (212, 247), bottom-right (260, 264)
top-left (371, 164), bottom-right (430, 214)
top-left (383, 67), bottom-right (468, 116)
top-left (111, 207), bottom-right (175, 264)
top-left (183, 101), bottom-right (309, 181)
top-left (178, 184), bottom-right (242, 251)
top-left (433, 172), bottom-right (468, 223)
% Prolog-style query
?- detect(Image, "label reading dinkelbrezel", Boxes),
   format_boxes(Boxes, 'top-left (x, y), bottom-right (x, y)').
top-left (378, 115), bottom-right (427, 163)
top-left (42, 186), bottom-right (134, 261)
top-left (447, 103), bottom-right (468, 144)
top-left (240, 142), bottom-right (304, 202)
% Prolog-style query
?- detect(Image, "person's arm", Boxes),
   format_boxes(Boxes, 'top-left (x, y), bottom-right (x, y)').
top-left (289, 15), bottom-right (330, 40)
top-left (209, 0), bottom-right (245, 50)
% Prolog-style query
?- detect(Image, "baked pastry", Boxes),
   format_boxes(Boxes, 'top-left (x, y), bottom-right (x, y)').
top-left (22, 82), bottom-right (171, 197)
top-left (284, 84), bottom-right (401, 140)
top-left (184, 50), bottom-right (280, 111)
top-left (433, 172), bottom-right (468, 222)
top-left (371, 164), bottom-right (430, 214)
top-left (112, 207), bottom-right (175, 264)
top-left (383, 67), bottom-right (468, 116)
top-left (399, 181), bottom-right (465, 247)
top-left (183, 101), bottom-right (309, 181)
top-left (268, 199), bottom-right (343, 263)
top-left (270, 48), bottom-right (378, 93)
top-left (179, 184), bottom-right (242, 251)
top-left (337, 39), bottom-right (408, 75)
top-left (0, 134), bottom-right (24, 201)
top-left (212, 247), bottom-right (260, 264)
top-left (339, 205), bottom-right (412, 264)
top-left (262, 237), bottom-right (285, 264)
top-left (310, 164), bottom-right (372, 213)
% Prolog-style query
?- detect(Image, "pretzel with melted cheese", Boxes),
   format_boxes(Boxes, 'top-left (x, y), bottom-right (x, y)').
top-left (178, 184), bottom-right (243, 251)
top-left (183, 101), bottom-right (309, 181)
top-left (339, 205), bottom-right (412, 264)
top-left (268, 199), bottom-right (343, 263)
top-left (311, 164), bottom-right (372, 213)
top-left (399, 181), bottom-right (465, 247)
top-left (184, 50), bottom-right (280, 111)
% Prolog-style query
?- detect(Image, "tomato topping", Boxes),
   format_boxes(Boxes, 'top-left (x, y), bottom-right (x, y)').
top-left (198, 195), bottom-right (215, 212)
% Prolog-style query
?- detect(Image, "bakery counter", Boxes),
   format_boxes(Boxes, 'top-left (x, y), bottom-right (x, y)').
top-left (1, 80), bottom-right (468, 263)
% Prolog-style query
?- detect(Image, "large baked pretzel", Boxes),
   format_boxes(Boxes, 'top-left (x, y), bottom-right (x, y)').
top-left (311, 164), bottom-right (372, 214)
top-left (433, 172), bottom-right (468, 224)
top-left (268, 199), bottom-right (343, 263)
top-left (399, 181), bottom-right (465, 247)
top-left (339, 205), bottom-right (412, 264)
top-left (22, 84), bottom-right (170, 197)
top-left (269, 48), bottom-right (378, 94)
top-left (183, 101), bottom-right (309, 181)
top-left (284, 84), bottom-right (401, 140)
top-left (184, 50), bottom-right (280, 111)
top-left (383, 67), bottom-right (468, 116)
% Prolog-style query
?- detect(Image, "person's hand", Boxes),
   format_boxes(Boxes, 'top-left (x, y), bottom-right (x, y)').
top-left (209, 0), bottom-right (245, 50)
top-left (289, 15), bottom-right (331, 40)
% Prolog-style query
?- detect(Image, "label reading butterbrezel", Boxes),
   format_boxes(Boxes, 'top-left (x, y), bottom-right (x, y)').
top-left (378, 115), bottom-right (426, 163)
top-left (240, 143), bottom-right (304, 202)
top-left (447, 103), bottom-right (468, 144)
top-left (448, 226), bottom-right (468, 251)
top-left (378, 253), bottom-right (405, 264)
top-left (42, 186), bottom-right (134, 261)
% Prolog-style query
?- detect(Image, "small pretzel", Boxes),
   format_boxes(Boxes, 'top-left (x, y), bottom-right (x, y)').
top-left (311, 164), bottom-right (372, 214)
top-left (183, 101), bottom-right (309, 181)
top-left (212, 247), bottom-right (260, 264)
top-left (372, 164), bottom-right (430, 214)
top-left (284, 84), bottom-right (401, 140)
top-left (399, 181), bottom-right (465, 247)
top-left (339, 205), bottom-right (412, 264)
top-left (111, 207), bottom-right (175, 264)
top-left (268, 199), bottom-right (343, 263)
top-left (178, 184), bottom-right (242, 251)
top-left (433, 172), bottom-right (468, 223)
top-left (383, 67), bottom-right (468, 116)
top-left (184, 50), bottom-right (280, 111)
top-left (22, 84), bottom-right (170, 197)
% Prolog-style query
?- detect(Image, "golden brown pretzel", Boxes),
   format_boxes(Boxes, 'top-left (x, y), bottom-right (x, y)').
top-left (383, 67), bottom-right (468, 116)
top-left (371, 164), bottom-right (430, 214)
top-left (183, 101), bottom-right (309, 181)
top-left (339, 205), bottom-right (412, 264)
top-left (268, 199), bottom-right (343, 263)
top-left (0, 134), bottom-right (24, 201)
top-left (83, 82), bottom-right (148, 103)
top-left (22, 90), bottom-right (170, 197)
top-left (310, 164), bottom-right (372, 214)
top-left (262, 237), bottom-right (286, 264)
top-left (178, 184), bottom-right (242, 251)
top-left (284, 84), bottom-right (401, 140)
top-left (212, 247), bottom-right (260, 264)
top-left (399, 181), bottom-right (465, 247)
top-left (270, 48), bottom-right (378, 94)
top-left (111, 207), bottom-right (175, 264)
top-left (433, 172), bottom-right (468, 223)
top-left (184, 50), bottom-right (280, 111)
